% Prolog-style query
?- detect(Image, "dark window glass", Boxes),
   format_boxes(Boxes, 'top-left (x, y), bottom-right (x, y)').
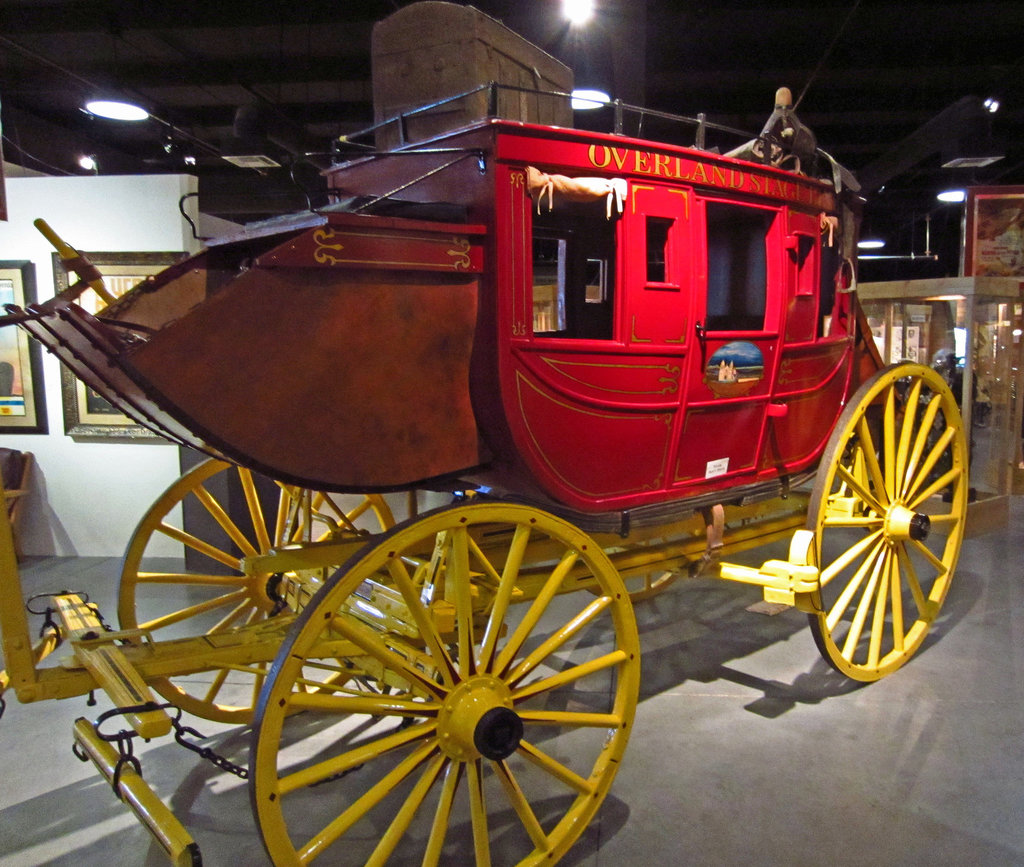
top-left (705, 202), bottom-right (773, 331)
top-left (646, 216), bottom-right (673, 283)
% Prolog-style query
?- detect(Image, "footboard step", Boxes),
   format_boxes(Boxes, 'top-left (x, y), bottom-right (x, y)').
top-left (73, 718), bottom-right (201, 867)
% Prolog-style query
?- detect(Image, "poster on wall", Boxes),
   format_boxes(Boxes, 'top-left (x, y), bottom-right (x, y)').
top-left (964, 186), bottom-right (1024, 276)
top-left (0, 261), bottom-right (47, 433)
top-left (52, 251), bottom-right (184, 439)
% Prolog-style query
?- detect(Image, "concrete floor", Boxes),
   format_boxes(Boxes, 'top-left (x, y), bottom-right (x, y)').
top-left (1, 499), bottom-right (1022, 866)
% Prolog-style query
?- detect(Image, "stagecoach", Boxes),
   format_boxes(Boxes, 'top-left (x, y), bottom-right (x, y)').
top-left (0, 6), bottom-right (968, 864)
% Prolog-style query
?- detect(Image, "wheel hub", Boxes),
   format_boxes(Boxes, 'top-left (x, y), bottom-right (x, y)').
top-left (885, 503), bottom-right (931, 543)
top-left (437, 676), bottom-right (522, 761)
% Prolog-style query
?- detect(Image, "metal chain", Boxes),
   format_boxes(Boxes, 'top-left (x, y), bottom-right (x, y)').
top-left (170, 715), bottom-right (249, 780)
top-left (85, 702), bottom-right (249, 782)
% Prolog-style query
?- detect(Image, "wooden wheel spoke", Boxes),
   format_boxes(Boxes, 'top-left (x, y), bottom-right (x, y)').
top-left (854, 414), bottom-right (888, 507)
top-left (137, 588), bottom-right (249, 631)
top-left (468, 760), bottom-right (492, 867)
top-left (506, 597), bottom-right (615, 687)
top-left (908, 536), bottom-right (950, 577)
top-left (493, 548), bottom-right (579, 678)
top-left (518, 709), bottom-right (623, 727)
top-left (840, 547), bottom-right (886, 661)
top-left (478, 524), bottom-right (532, 672)
top-left (512, 649), bottom-right (629, 702)
top-left (296, 740), bottom-right (439, 863)
top-left (156, 522), bottom-right (241, 571)
top-left (822, 516), bottom-right (884, 529)
top-left (867, 549), bottom-right (893, 666)
top-left (900, 393), bottom-right (944, 499)
top-left (423, 760), bottom-right (463, 867)
top-left (449, 527), bottom-right (476, 677)
top-left (836, 461), bottom-right (885, 514)
top-left (209, 599), bottom-right (258, 634)
top-left (517, 740), bottom-right (594, 795)
top-left (325, 612), bottom-right (448, 700)
top-left (367, 753), bottom-right (448, 867)
top-left (895, 377), bottom-right (925, 485)
top-left (202, 666), bottom-right (231, 705)
top-left (904, 423), bottom-right (956, 502)
top-left (250, 661), bottom-right (268, 709)
top-left (908, 465), bottom-right (962, 512)
top-left (889, 548), bottom-right (906, 654)
top-left (882, 385), bottom-right (897, 501)
top-left (495, 760), bottom-right (551, 853)
top-left (466, 535), bottom-right (506, 590)
top-left (895, 543), bottom-right (929, 618)
top-left (286, 691), bottom-right (439, 718)
top-left (385, 555), bottom-right (458, 687)
top-left (820, 529), bottom-right (884, 588)
top-left (825, 539), bottom-right (884, 632)
top-left (238, 467), bottom-right (272, 553)
top-left (279, 722), bottom-right (438, 795)
top-left (192, 483), bottom-right (260, 558)
top-left (133, 571), bottom-right (246, 587)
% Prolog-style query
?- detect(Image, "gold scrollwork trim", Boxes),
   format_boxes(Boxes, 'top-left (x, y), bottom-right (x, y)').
top-left (313, 228), bottom-right (346, 265)
top-left (447, 237), bottom-right (472, 270)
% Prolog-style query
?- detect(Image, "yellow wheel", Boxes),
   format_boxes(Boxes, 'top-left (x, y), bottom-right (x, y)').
top-left (807, 363), bottom-right (968, 681)
top-left (250, 501), bottom-right (640, 866)
top-left (118, 457), bottom-right (394, 722)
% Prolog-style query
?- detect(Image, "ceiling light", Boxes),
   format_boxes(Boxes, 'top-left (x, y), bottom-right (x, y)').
top-left (84, 99), bottom-right (149, 121)
top-left (857, 238), bottom-right (885, 250)
top-left (571, 88), bottom-right (610, 110)
top-left (984, 97), bottom-right (1000, 113)
top-left (937, 189), bottom-right (966, 203)
top-left (563, 0), bottom-right (595, 25)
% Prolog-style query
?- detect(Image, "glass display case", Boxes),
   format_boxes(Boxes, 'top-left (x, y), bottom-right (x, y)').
top-left (859, 276), bottom-right (1024, 532)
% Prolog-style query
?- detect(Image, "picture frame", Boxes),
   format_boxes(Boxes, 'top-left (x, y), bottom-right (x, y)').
top-left (963, 185), bottom-right (1024, 277)
top-left (53, 251), bottom-right (185, 439)
top-left (0, 260), bottom-right (48, 433)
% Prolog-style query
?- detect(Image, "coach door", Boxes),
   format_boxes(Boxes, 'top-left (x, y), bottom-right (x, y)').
top-left (674, 197), bottom-right (783, 487)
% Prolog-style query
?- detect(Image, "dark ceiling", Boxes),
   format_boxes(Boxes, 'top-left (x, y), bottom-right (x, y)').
top-left (2, 0), bottom-right (1023, 281)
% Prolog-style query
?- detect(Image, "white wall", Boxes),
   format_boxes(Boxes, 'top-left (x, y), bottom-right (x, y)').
top-left (0, 173), bottom-right (215, 556)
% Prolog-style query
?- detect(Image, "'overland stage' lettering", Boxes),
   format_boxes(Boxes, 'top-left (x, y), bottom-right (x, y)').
top-left (586, 144), bottom-right (835, 210)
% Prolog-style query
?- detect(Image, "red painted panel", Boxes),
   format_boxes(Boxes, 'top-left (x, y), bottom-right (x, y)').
top-left (775, 339), bottom-right (851, 395)
top-left (763, 362), bottom-right (849, 466)
top-left (674, 402), bottom-right (764, 483)
top-left (512, 370), bottom-right (674, 501)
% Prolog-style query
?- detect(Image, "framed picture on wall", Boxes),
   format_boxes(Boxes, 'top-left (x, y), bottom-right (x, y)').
top-left (53, 251), bottom-right (184, 439)
top-left (963, 185), bottom-right (1024, 276)
top-left (0, 260), bottom-right (47, 433)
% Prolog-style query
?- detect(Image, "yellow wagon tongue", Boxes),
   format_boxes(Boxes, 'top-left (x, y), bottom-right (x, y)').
top-left (33, 218), bottom-right (118, 308)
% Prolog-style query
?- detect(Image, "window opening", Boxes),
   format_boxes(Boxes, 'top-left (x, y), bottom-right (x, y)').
top-left (705, 202), bottom-right (773, 331)
top-left (819, 224), bottom-right (841, 335)
top-left (532, 198), bottom-right (618, 339)
top-left (646, 216), bottom-right (673, 284)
